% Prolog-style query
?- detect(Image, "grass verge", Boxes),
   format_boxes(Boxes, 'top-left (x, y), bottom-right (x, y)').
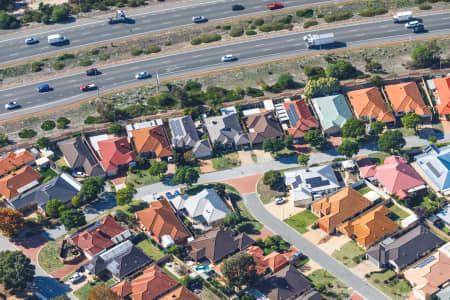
top-left (366, 269), bottom-right (411, 300)
top-left (74, 277), bottom-right (118, 300)
top-left (332, 241), bottom-right (365, 268)
top-left (126, 169), bottom-right (161, 187)
top-left (212, 153), bottom-right (241, 171)
top-left (38, 240), bottom-right (64, 273)
top-left (308, 269), bottom-right (351, 299)
top-left (285, 210), bottom-right (318, 234)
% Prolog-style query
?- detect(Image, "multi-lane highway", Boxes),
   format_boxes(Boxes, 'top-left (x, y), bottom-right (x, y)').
top-left (0, 0), bottom-right (336, 65)
top-left (1, 11), bottom-right (449, 120)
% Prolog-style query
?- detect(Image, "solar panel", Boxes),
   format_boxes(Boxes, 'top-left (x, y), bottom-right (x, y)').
top-left (427, 162), bottom-right (442, 178)
top-left (287, 104), bottom-right (299, 127)
top-left (413, 255), bottom-right (436, 269)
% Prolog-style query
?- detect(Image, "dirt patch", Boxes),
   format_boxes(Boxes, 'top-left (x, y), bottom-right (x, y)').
top-left (237, 150), bottom-right (256, 165)
top-left (351, 260), bottom-right (381, 278)
top-left (302, 228), bottom-right (328, 244)
top-left (318, 234), bottom-right (351, 255)
top-left (199, 159), bottom-right (214, 173)
top-left (299, 259), bottom-right (321, 275)
top-left (265, 197), bottom-right (305, 220)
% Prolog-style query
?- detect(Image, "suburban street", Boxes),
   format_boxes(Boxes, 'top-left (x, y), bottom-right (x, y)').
top-left (243, 193), bottom-right (389, 300)
top-left (1, 11), bottom-right (450, 121)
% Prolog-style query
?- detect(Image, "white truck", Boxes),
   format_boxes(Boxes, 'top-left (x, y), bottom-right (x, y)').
top-left (47, 34), bottom-right (67, 45)
top-left (108, 10), bottom-right (126, 24)
top-left (303, 33), bottom-right (335, 48)
top-left (393, 11), bottom-right (412, 23)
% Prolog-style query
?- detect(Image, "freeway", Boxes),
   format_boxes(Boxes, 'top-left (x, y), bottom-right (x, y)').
top-left (1, 12), bottom-right (449, 120)
top-left (0, 0), bottom-right (336, 65)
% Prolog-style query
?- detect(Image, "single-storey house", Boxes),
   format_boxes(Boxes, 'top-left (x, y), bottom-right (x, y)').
top-left (0, 166), bottom-right (42, 200)
top-left (0, 149), bottom-right (36, 178)
top-left (415, 144), bottom-right (450, 195)
top-left (97, 137), bottom-right (136, 176)
top-left (169, 116), bottom-right (212, 159)
top-left (245, 112), bottom-right (284, 147)
top-left (130, 125), bottom-right (173, 159)
top-left (311, 94), bottom-right (353, 136)
top-left (347, 87), bottom-right (395, 124)
top-left (203, 113), bottom-right (250, 150)
top-left (434, 76), bottom-right (450, 116)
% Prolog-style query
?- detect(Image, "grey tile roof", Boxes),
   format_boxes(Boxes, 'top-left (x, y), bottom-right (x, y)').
top-left (169, 116), bottom-right (200, 148)
top-left (204, 113), bottom-right (247, 146)
top-left (192, 139), bottom-right (213, 159)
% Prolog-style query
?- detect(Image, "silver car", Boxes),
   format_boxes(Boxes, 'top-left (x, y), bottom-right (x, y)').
top-left (192, 16), bottom-right (207, 23)
top-left (221, 54), bottom-right (237, 62)
top-left (5, 101), bottom-right (20, 110)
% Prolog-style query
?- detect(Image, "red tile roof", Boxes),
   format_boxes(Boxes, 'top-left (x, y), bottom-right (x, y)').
top-left (434, 77), bottom-right (450, 115)
top-left (132, 125), bottom-right (172, 157)
top-left (136, 199), bottom-right (190, 244)
top-left (0, 151), bottom-right (35, 177)
top-left (384, 82), bottom-right (431, 116)
top-left (98, 137), bottom-right (136, 171)
top-left (283, 99), bottom-right (319, 138)
top-left (0, 166), bottom-right (42, 200)
top-left (246, 245), bottom-right (289, 275)
top-left (159, 286), bottom-right (200, 300)
top-left (347, 87), bottom-right (395, 123)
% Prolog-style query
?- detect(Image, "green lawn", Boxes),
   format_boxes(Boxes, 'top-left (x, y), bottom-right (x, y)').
top-left (389, 205), bottom-right (410, 219)
top-left (212, 153), bottom-right (241, 171)
top-left (356, 185), bottom-right (372, 195)
top-left (74, 277), bottom-right (118, 300)
top-left (55, 157), bottom-right (68, 168)
top-left (126, 170), bottom-right (161, 187)
top-left (285, 210), bottom-right (318, 234)
top-left (397, 127), bottom-right (416, 137)
top-left (366, 269), bottom-right (411, 300)
top-left (256, 179), bottom-right (284, 204)
top-left (294, 256), bottom-right (310, 268)
top-left (308, 269), bottom-right (351, 299)
top-left (368, 152), bottom-right (390, 164)
top-left (332, 241), bottom-right (365, 268)
top-left (39, 168), bottom-right (58, 181)
top-left (38, 240), bottom-right (64, 273)
top-left (443, 225), bottom-right (450, 235)
top-left (136, 239), bottom-right (166, 261)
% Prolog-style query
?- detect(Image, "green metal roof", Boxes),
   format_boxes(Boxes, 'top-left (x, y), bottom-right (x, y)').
top-left (311, 94), bottom-right (353, 131)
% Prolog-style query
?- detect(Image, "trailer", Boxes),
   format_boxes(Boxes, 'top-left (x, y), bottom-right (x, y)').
top-left (108, 10), bottom-right (126, 24)
top-left (47, 34), bottom-right (67, 45)
top-left (303, 33), bottom-right (335, 48)
top-left (393, 11), bottom-right (412, 23)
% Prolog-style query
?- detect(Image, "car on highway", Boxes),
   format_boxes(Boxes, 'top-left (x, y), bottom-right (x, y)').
top-left (80, 83), bottom-right (97, 91)
top-left (221, 54), bottom-right (237, 62)
top-left (413, 23), bottom-right (425, 33)
top-left (405, 20), bottom-right (420, 28)
top-left (25, 37), bottom-right (38, 45)
top-left (266, 2), bottom-right (283, 9)
top-left (275, 197), bottom-right (286, 205)
top-left (232, 4), bottom-right (245, 10)
top-left (86, 68), bottom-right (99, 76)
top-left (5, 101), bottom-right (20, 110)
top-left (192, 16), bottom-right (207, 23)
top-left (72, 171), bottom-right (87, 178)
top-left (69, 272), bottom-right (84, 284)
top-left (37, 84), bottom-right (50, 92)
top-left (136, 71), bottom-right (151, 79)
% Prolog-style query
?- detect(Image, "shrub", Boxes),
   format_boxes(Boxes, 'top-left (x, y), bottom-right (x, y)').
top-left (57, 53), bottom-right (75, 61)
top-left (144, 45), bottom-right (161, 54)
top-left (222, 24), bottom-right (231, 30)
top-left (191, 33), bottom-right (221, 45)
top-left (296, 8), bottom-right (314, 18)
top-left (79, 58), bottom-right (93, 66)
top-left (131, 49), bottom-right (143, 56)
top-left (57, 117), bottom-right (70, 129)
top-left (359, 7), bottom-right (388, 17)
top-left (369, 75), bottom-right (384, 87)
top-left (230, 26), bottom-right (244, 37)
top-left (324, 11), bottom-right (352, 22)
top-left (326, 60), bottom-right (356, 80)
top-left (246, 30), bottom-right (257, 35)
top-left (41, 120), bottom-right (56, 131)
top-left (31, 61), bottom-right (45, 72)
top-left (18, 129), bottom-right (37, 139)
top-left (419, 3), bottom-right (432, 9)
top-left (89, 48), bottom-right (100, 55)
top-left (99, 54), bottom-right (110, 61)
top-left (304, 65), bottom-right (325, 80)
top-left (366, 60), bottom-right (382, 72)
top-left (277, 15), bottom-right (292, 24)
top-left (52, 62), bottom-right (65, 70)
top-left (0, 11), bottom-right (20, 29)
top-left (303, 20), bottom-right (318, 28)
top-left (246, 87), bottom-right (264, 97)
top-left (253, 18), bottom-right (264, 26)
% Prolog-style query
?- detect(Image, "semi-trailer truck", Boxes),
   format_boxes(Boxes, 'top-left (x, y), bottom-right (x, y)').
top-left (393, 11), bottom-right (412, 23)
top-left (108, 10), bottom-right (126, 24)
top-left (303, 33), bottom-right (335, 48)
top-left (47, 34), bottom-right (67, 45)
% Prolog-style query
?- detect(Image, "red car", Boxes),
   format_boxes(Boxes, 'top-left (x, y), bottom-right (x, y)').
top-left (80, 83), bottom-right (97, 91)
top-left (267, 2), bottom-right (283, 9)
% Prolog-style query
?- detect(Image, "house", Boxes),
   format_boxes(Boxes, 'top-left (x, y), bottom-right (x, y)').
top-left (366, 225), bottom-right (444, 272)
top-left (436, 204), bottom-right (450, 227)
top-left (415, 144), bottom-right (450, 195)
top-left (97, 137), bottom-right (136, 176)
top-left (245, 112), bottom-right (284, 147)
top-left (110, 265), bottom-right (182, 300)
top-left (284, 164), bottom-right (340, 207)
top-left (85, 240), bottom-right (151, 280)
top-left (170, 189), bottom-right (230, 225)
top-left (203, 113), bottom-right (250, 150)
top-left (126, 119), bottom-right (163, 136)
top-left (404, 243), bottom-right (450, 300)
top-left (337, 205), bottom-right (398, 249)
top-left (277, 99), bottom-right (319, 143)
top-left (69, 215), bottom-right (131, 259)
top-left (434, 76), bottom-right (450, 115)
top-left (0, 166), bottom-right (42, 200)
top-left (0, 149), bottom-right (35, 177)
top-left (6, 173), bottom-right (81, 212)
top-left (57, 136), bottom-right (105, 177)
top-left (189, 227), bottom-right (254, 263)
top-left (136, 199), bottom-right (190, 247)
top-left (359, 155), bottom-right (427, 199)
top-left (384, 82), bottom-right (432, 120)
top-left (245, 245), bottom-right (289, 275)
top-left (311, 94), bottom-right (353, 136)
top-left (311, 187), bottom-right (372, 234)
top-left (159, 286), bottom-right (200, 300)
top-left (256, 264), bottom-right (313, 300)
top-left (347, 87), bottom-right (395, 124)
top-left (169, 116), bottom-right (212, 159)
top-left (130, 125), bottom-right (172, 159)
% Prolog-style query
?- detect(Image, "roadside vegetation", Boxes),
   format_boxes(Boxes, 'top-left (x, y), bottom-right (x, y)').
top-left (308, 269), bottom-right (351, 299)
top-left (365, 270), bottom-right (411, 300)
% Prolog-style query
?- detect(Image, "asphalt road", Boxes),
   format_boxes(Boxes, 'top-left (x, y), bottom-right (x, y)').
top-left (243, 193), bottom-right (389, 300)
top-left (0, 0), bottom-right (336, 65)
top-left (1, 12), bottom-right (449, 120)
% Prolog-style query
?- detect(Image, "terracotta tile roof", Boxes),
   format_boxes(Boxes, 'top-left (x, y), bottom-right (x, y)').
top-left (359, 156), bottom-right (425, 199)
top-left (0, 166), bottom-right (42, 200)
top-left (136, 199), bottom-right (190, 243)
top-left (311, 187), bottom-right (372, 233)
top-left (246, 245), bottom-right (289, 275)
top-left (347, 87), bottom-right (395, 123)
top-left (283, 99), bottom-right (319, 138)
top-left (131, 125), bottom-right (172, 157)
top-left (0, 151), bottom-right (35, 177)
top-left (111, 265), bottom-right (178, 300)
top-left (434, 77), bottom-right (450, 115)
top-left (246, 112), bottom-right (284, 144)
top-left (98, 137), bottom-right (136, 171)
top-left (384, 82), bottom-right (431, 116)
top-left (338, 206), bottom-right (398, 248)
top-left (159, 286), bottom-right (200, 300)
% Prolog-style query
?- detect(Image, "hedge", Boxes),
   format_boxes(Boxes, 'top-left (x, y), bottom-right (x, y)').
top-left (358, 7), bottom-right (388, 17)
top-left (296, 8), bottom-right (314, 18)
top-left (229, 26), bottom-right (244, 37)
top-left (19, 129), bottom-right (37, 139)
top-left (41, 120), bottom-right (56, 131)
top-left (246, 30), bottom-right (257, 35)
top-left (303, 20), bottom-right (318, 28)
top-left (191, 33), bottom-right (221, 45)
top-left (144, 45), bottom-right (161, 54)
top-left (419, 3), bottom-right (432, 9)
top-left (246, 87), bottom-right (264, 97)
top-left (324, 11), bottom-right (352, 22)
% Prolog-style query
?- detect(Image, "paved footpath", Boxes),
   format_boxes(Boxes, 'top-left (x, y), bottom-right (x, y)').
top-left (243, 193), bottom-right (389, 300)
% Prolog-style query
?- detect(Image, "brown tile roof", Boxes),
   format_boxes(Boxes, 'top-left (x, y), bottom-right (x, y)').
top-left (311, 187), bottom-right (372, 233)
top-left (246, 245), bottom-right (289, 275)
top-left (246, 112), bottom-right (284, 144)
top-left (136, 199), bottom-right (190, 243)
top-left (0, 166), bottom-right (42, 200)
top-left (384, 82), bottom-right (431, 116)
top-left (283, 99), bottom-right (319, 138)
top-left (0, 151), bottom-right (35, 177)
top-left (434, 77), bottom-right (450, 115)
top-left (337, 205), bottom-right (398, 248)
top-left (132, 125), bottom-right (172, 157)
top-left (347, 87), bottom-right (395, 123)
top-left (159, 286), bottom-right (200, 300)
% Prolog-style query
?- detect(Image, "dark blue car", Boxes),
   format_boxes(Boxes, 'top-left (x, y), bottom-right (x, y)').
top-left (37, 84), bottom-right (50, 92)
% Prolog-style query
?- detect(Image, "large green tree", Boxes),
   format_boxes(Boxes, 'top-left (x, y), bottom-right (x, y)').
top-left (37, 136), bottom-right (50, 149)
top-left (172, 166), bottom-right (199, 186)
top-left (107, 123), bottom-right (124, 135)
top-left (304, 129), bottom-right (327, 149)
top-left (88, 284), bottom-right (120, 300)
top-left (401, 113), bottom-right (422, 133)
top-left (50, 4), bottom-right (71, 23)
top-left (297, 154), bottom-right (310, 166)
top-left (337, 139), bottom-right (359, 158)
top-left (116, 183), bottom-right (137, 206)
top-left (60, 209), bottom-right (86, 230)
top-left (304, 77), bottom-right (340, 98)
top-left (262, 170), bottom-right (284, 190)
top-left (325, 60), bottom-right (356, 80)
top-left (378, 130), bottom-right (406, 153)
top-left (0, 251), bottom-right (35, 293)
top-left (45, 199), bottom-right (65, 218)
top-left (411, 45), bottom-right (436, 68)
top-left (221, 253), bottom-right (258, 288)
top-left (262, 137), bottom-right (285, 153)
top-left (224, 212), bottom-right (242, 228)
top-left (149, 161), bottom-right (168, 177)
top-left (77, 177), bottom-right (104, 204)
top-left (0, 133), bottom-right (8, 147)
top-left (342, 117), bottom-right (365, 139)
top-left (370, 121), bottom-right (385, 135)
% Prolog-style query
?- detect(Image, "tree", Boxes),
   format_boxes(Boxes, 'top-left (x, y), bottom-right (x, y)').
top-left (221, 253), bottom-right (257, 288)
top-left (240, 294), bottom-right (257, 300)
top-left (304, 129), bottom-right (327, 149)
top-left (297, 154), bottom-right (310, 166)
top-left (369, 75), bottom-right (384, 87)
top-left (172, 166), bottom-right (199, 186)
top-left (401, 113), bottom-right (422, 133)
top-left (0, 251), bottom-right (35, 293)
top-left (71, 196), bottom-right (82, 208)
top-left (60, 209), bottom-right (86, 230)
top-left (56, 117), bottom-right (71, 129)
top-left (411, 45), bottom-right (435, 68)
top-left (304, 77), bottom-right (340, 98)
top-left (325, 60), bottom-right (356, 80)
top-left (149, 161), bottom-right (168, 177)
top-left (378, 130), bottom-right (406, 153)
top-left (303, 66), bottom-right (326, 80)
top-left (0, 11), bottom-right (19, 29)
top-left (284, 135), bottom-right (294, 149)
top-left (370, 121), bottom-right (385, 135)
top-left (88, 284), bottom-right (120, 300)
top-left (77, 177), bottom-right (104, 204)
top-left (262, 170), bottom-right (283, 190)
top-left (108, 123), bottom-right (124, 135)
top-left (0, 208), bottom-right (24, 236)
top-left (342, 117), bottom-right (365, 139)
top-left (116, 183), bottom-right (137, 206)
top-left (183, 150), bottom-right (196, 165)
top-left (45, 199), bottom-right (65, 218)
top-left (36, 136), bottom-right (50, 149)
top-left (224, 212), bottom-right (242, 228)
top-left (337, 139), bottom-right (359, 158)
top-left (262, 137), bottom-right (285, 153)
top-left (50, 4), bottom-right (71, 23)
top-left (0, 133), bottom-right (8, 147)
top-left (276, 73), bottom-right (295, 90)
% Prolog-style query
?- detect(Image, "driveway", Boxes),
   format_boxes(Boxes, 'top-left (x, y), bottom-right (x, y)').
top-left (243, 193), bottom-right (389, 300)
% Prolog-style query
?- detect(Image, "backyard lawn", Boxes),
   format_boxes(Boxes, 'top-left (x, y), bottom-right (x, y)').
top-left (136, 239), bottom-right (166, 261)
top-left (39, 168), bottom-right (58, 181)
top-left (212, 153), bottom-right (241, 171)
top-left (332, 241), bottom-right (365, 268)
top-left (389, 204), bottom-right (410, 219)
top-left (285, 210), bottom-right (318, 234)
top-left (356, 185), bottom-right (372, 195)
top-left (38, 240), bottom-right (64, 273)
top-left (126, 170), bottom-right (161, 187)
top-left (366, 269), bottom-right (411, 300)
top-left (368, 152), bottom-right (390, 164)
top-left (74, 277), bottom-right (118, 300)
top-left (308, 269), bottom-right (351, 299)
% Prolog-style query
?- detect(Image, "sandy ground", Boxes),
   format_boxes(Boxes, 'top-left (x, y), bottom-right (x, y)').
top-left (351, 260), bottom-right (381, 278)
top-left (264, 196), bottom-right (305, 220)
top-left (319, 235), bottom-right (351, 255)
top-left (252, 149), bottom-right (273, 163)
top-left (303, 228), bottom-right (328, 244)
top-left (299, 259), bottom-right (322, 275)
top-left (199, 159), bottom-right (215, 173)
top-left (237, 150), bottom-right (255, 166)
